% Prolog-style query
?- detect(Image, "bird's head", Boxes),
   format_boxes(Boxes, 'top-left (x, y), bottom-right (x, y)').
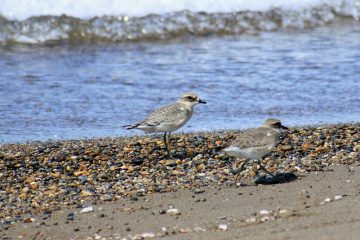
top-left (263, 118), bottom-right (289, 131)
top-left (179, 92), bottom-right (207, 107)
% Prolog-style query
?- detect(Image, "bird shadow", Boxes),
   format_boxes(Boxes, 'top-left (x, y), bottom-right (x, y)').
top-left (254, 172), bottom-right (297, 185)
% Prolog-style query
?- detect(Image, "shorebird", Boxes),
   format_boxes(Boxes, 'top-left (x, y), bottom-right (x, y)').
top-left (222, 118), bottom-right (288, 181)
top-left (123, 92), bottom-right (206, 158)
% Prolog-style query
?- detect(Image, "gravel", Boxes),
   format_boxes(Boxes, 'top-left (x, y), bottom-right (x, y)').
top-left (0, 123), bottom-right (359, 223)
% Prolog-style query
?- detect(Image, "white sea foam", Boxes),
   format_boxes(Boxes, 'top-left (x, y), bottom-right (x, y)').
top-left (0, 0), bottom-right (359, 44)
top-left (0, 0), bottom-right (359, 20)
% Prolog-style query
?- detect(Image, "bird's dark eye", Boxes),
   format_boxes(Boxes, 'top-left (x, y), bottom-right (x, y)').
top-left (186, 96), bottom-right (195, 101)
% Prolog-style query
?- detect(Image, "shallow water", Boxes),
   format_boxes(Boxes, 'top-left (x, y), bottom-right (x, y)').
top-left (1, 23), bottom-right (360, 143)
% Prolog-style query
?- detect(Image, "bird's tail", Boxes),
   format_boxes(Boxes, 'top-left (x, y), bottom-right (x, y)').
top-left (214, 143), bottom-right (231, 154)
top-left (122, 122), bottom-right (141, 130)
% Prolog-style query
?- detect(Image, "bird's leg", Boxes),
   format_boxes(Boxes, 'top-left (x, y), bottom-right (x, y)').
top-left (257, 160), bottom-right (276, 177)
top-left (164, 132), bottom-right (173, 159)
top-left (150, 172), bottom-right (157, 183)
top-left (163, 132), bottom-right (167, 151)
top-left (167, 132), bottom-right (173, 159)
top-left (234, 158), bottom-right (251, 183)
top-left (163, 132), bottom-right (170, 158)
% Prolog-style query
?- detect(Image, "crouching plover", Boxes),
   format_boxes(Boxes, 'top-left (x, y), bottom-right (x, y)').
top-left (222, 118), bottom-right (288, 182)
top-left (123, 92), bottom-right (206, 158)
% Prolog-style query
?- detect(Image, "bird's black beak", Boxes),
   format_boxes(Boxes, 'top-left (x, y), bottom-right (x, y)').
top-left (280, 124), bottom-right (289, 130)
top-left (198, 99), bottom-right (207, 104)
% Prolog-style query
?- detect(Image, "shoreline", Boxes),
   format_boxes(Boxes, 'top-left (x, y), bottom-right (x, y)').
top-left (1, 123), bottom-right (360, 238)
top-left (2, 121), bottom-right (360, 145)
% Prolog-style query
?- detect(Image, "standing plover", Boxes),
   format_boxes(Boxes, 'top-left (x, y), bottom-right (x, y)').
top-left (222, 118), bottom-right (288, 181)
top-left (123, 92), bottom-right (207, 158)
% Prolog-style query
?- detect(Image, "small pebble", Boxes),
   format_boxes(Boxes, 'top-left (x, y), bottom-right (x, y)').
top-left (80, 206), bottom-right (94, 213)
top-left (259, 210), bottom-right (270, 215)
top-left (279, 209), bottom-right (289, 216)
top-left (194, 226), bottom-right (206, 232)
top-left (67, 213), bottom-right (75, 221)
top-left (23, 217), bottom-right (36, 223)
top-left (218, 224), bottom-right (228, 231)
top-left (141, 232), bottom-right (156, 238)
top-left (166, 208), bottom-right (181, 215)
top-left (194, 189), bottom-right (205, 194)
top-left (246, 217), bottom-right (257, 223)
top-left (334, 195), bottom-right (343, 200)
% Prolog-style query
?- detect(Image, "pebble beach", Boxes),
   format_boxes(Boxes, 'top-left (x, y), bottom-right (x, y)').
top-left (2, 1), bottom-right (360, 239)
top-left (1, 123), bottom-right (360, 239)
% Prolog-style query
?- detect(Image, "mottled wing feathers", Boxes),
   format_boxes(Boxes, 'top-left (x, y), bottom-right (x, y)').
top-left (230, 127), bottom-right (275, 149)
top-left (142, 102), bottom-right (190, 127)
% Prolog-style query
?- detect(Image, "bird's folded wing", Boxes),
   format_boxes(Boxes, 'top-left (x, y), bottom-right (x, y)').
top-left (231, 128), bottom-right (274, 149)
top-left (143, 103), bottom-right (190, 126)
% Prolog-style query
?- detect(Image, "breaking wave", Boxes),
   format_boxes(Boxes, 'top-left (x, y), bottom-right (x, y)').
top-left (0, 0), bottom-right (359, 44)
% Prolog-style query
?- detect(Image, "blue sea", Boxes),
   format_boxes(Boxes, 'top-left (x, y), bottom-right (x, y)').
top-left (1, 0), bottom-right (360, 143)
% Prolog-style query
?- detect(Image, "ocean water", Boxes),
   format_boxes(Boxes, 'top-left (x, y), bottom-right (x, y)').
top-left (0, 0), bottom-right (360, 143)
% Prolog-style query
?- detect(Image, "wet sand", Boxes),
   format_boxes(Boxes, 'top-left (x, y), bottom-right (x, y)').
top-left (2, 164), bottom-right (360, 240)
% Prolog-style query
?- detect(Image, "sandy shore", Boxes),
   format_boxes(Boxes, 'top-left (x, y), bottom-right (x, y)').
top-left (3, 165), bottom-right (360, 240)
top-left (1, 123), bottom-right (360, 239)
